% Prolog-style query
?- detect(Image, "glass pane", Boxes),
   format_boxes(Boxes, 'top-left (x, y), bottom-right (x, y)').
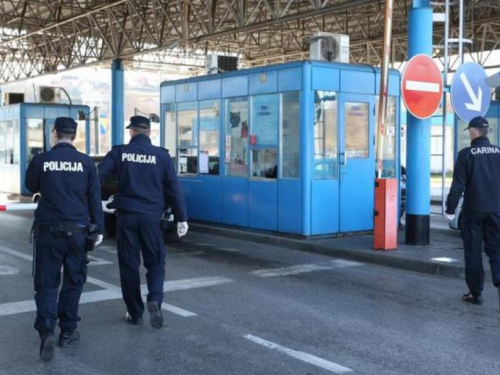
top-left (178, 148), bottom-right (198, 174)
top-left (164, 103), bottom-right (177, 166)
top-left (375, 96), bottom-right (397, 177)
top-left (457, 119), bottom-right (469, 151)
top-left (13, 120), bottom-right (20, 165)
top-left (177, 102), bottom-right (198, 148)
top-left (225, 97), bottom-right (249, 177)
top-left (27, 119), bottom-right (44, 164)
top-left (314, 91), bottom-right (338, 179)
top-left (251, 149), bottom-right (278, 179)
top-left (199, 100), bottom-right (220, 175)
top-left (487, 115), bottom-right (499, 146)
top-left (0, 122), bottom-right (5, 164)
top-left (345, 102), bottom-right (369, 158)
top-left (251, 94), bottom-right (279, 145)
top-left (281, 92), bottom-right (300, 178)
top-left (74, 120), bottom-right (86, 153)
top-left (150, 120), bottom-right (160, 146)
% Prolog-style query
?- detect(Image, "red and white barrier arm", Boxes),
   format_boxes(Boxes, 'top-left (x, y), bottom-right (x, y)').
top-left (0, 203), bottom-right (38, 211)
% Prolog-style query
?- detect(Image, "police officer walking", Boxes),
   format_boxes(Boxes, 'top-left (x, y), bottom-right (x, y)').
top-left (98, 116), bottom-right (187, 329)
top-left (25, 117), bottom-right (104, 361)
top-left (446, 116), bottom-right (500, 307)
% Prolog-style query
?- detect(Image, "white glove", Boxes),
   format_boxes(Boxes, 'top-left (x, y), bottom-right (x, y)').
top-left (445, 214), bottom-right (455, 221)
top-left (95, 234), bottom-right (103, 247)
top-left (102, 197), bottom-right (116, 214)
top-left (177, 222), bottom-right (189, 237)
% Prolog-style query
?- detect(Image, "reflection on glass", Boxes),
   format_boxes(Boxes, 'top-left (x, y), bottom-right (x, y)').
top-left (200, 100), bottom-right (220, 175)
top-left (345, 102), bottom-right (369, 158)
top-left (164, 103), bottom-right (177, 166)
top-left (314, 91), bottom-right (337, 179)
top-left (251, 149), bottom-right (277, 179)
top-left (178, 148), bottom-right (198, 174)
top-left (0, 122), bottom-right (5, 164)
top-left (27, 119), bottom-right (44, 164)
top-left (177, 102), bottom-right (198, 173)
top-left (251, 94), bottom-right (279, 145)
top-left (487, 116), bottom-right (499, 146)
top-left (457, 119), bottom-right (470, 151)
top-left (74, 120), bottom-right (86, 153)
top-left (150, 121), bottom-right (160, 146)
top-left (282, 92), bottom-right (300, 178)
top-left (13, 120), bottom-right (20, 164)
top-left (225, 97), bottom-right (249, 177)
top-left (375, 96), bottom-right (397, 177)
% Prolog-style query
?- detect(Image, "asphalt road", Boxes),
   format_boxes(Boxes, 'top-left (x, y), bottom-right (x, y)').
top-left (0, 211), bottom-right (499, 375)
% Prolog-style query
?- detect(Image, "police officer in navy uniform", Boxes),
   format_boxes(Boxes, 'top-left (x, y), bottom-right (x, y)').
top-left (446, 116), bottom-right (500, 308)
top-left (25, 117), bottom-right (104, 361)
top-left (98, 116), bottom-right (188, 329)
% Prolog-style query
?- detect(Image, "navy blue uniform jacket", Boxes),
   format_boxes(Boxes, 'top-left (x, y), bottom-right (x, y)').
top-left (25, 142), bottom-right (104, 233)
top-left (446, 136), bottom-right (500, 214)
top-left (97, 134), bottom-right (187, 221)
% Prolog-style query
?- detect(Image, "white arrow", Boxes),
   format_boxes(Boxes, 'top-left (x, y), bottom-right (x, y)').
top-left (460, 73), bottom-right (482, 112)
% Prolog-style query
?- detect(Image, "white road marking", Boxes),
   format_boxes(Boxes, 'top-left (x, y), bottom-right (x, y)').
top-left (194, 243), bottom-right (214, 247)
top-left (99, 246), bottom-right (117, 254)
top-left (244, 335), bottom-right (353, 374)
top-left (87, 255), bottom-right (113, 266)
top-left (219, 247), bottom-right (239, 252)
top-left (431, 257), bottom-right (459, 263)
top-left (252, 260), bottom-right (362, 278)
top-left (0, 265), bottom-right (19, 275)
top-left (405, 80), bottom-right (440, 93)
top-left (162, 303), bottom-right (197, 317)
top-left (141, 276), bottom-right (233, 294)
top-left (0, 245), bottom-right (32, 261)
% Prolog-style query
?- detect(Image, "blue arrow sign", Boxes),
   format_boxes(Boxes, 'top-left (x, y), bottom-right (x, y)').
top-left (451, 62), bottom-right (491, 122)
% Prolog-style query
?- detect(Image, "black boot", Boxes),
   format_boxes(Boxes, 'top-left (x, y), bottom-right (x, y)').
top-left (147, 301), bottom-right (163, 329)
top-left (59, 330), bottom-right (80, 348)
top-left (40, 332), bottom-right (55, 362)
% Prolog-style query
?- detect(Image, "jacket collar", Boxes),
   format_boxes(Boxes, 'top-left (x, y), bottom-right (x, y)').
top-left (52, 142), bottom-right (76, 150)
top-left (471, 136), bottom-right (491, 146)
top-left (130, 134), bottom-right (152, 144)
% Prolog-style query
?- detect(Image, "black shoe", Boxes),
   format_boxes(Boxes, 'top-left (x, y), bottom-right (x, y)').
top-left (40, 332), bottom-right (55, 362)
top-left (147, 301), bottom-right (163, 329)
top-left (59, 330), bottom-right (80, 348)
top-left (463, 292), bottom-right (483, 305)
top-left (125, 311), bottom-right (143, 325)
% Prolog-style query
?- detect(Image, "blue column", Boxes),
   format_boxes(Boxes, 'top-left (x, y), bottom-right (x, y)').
top-left (405, 2), bottom-right (432, 245)
top-left (111, 58), bottom-right (124, 146)
top-left (301, 62), bottom-right (312, 236)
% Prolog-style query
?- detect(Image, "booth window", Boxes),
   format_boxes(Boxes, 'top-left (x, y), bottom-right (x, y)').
top-left (281, 91), bottom-right (300, 178)
top-left (177, 101), bottom-right (198, 174)
top-left (314, 91), bottom-right (338, 179)
top-left (26, 119), bottom-right (44, 164)
top-left (225, 97), bottom-right (249, 177)
top-left (249, 94), bottom-right (279, 179)
top-left (163, 103), bottom-right (177, 165)
top-left (74, 119), bottom-right (86, 153)
top-left (345, 102), bottom-right (369, 158)
top-left (0, 122), bottom-right (6, 164)
top-left (375, 96), bottom-right (397, 177)
top-left (199, 100), bottom-right (220, 175)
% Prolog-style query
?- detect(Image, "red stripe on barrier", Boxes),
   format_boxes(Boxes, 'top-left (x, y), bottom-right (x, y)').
top-left (0, 206), bottom-right (6, 211)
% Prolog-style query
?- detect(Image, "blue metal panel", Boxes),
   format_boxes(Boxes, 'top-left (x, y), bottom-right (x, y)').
top-left (20, 105), bottom-right (28, 195)
top-left (198, 79), bottom-right (222, 100)
top-left (222, 76), bottom-right (248, 97)
top-left (111, 58), bottom-right (124, 146)
top-left (278, 179), bottom-right (302, 233)
top-left (222, 177), bottom-right (248, 227)
top-left (249, 71), bottom-right (278, 95)
top-left (176, 82), bottom-right (197, 102)
top-left (178, 179), bottom-right (200, 220)
top-left (340, 70), bottom-right (375, 94)
top-left (24, 106), bottom-right (44, 119)
top-left (279, 68), bottom-right (302, 92)
top-left (311, 180), bottom-right (339, 235)
top-left (300, 63), bottom-right (313, 236)
top-left (376, 72), bottom-right (401, 96)
top-left (44, 106), bottom-right (66, 119)
top-left (311, 66), bottom-right (340, 92)
top-left (161, 85), bottom-right (176, 104)
top-left (248, 180), bottom-right (278, 231)
top-left (196, 175), bottom-right (222, 222)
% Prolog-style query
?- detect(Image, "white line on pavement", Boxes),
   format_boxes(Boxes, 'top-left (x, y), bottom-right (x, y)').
top-left (140, 276), bottom-right (233, 294)
top-left (431, 257), bottom-right (459, 263)
top-left (162, 303), bottom-right (197, 317)
top-left (87, 255), bottom-right (114, 266)
top-left (252, 260), bottom-right (362, 278)
top-left (244, 335), bottom-right (353, 374)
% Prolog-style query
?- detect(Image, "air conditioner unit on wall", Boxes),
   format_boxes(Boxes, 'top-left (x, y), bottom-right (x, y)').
top-left (309, 32), bottom-right (349, 63)
top-left (39, 86), bottom-right (61, 104)
top-left (205, 54), bottom-right (239, 74)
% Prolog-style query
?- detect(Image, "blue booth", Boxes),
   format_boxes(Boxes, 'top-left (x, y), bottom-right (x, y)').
top-left (0, 103), bottom-right (91, 195)
top-left (160, 61), bottom-right (401, 236)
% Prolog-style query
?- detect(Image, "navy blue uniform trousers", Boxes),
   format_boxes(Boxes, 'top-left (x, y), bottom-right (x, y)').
top-left (116, 212), bottom-right (166, 319)
top-left (34, 230), bottom-right (87, 335)
top-left (461, 210), bottom-right (500, 295)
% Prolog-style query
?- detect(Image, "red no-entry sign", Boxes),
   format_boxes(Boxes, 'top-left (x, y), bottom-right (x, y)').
top-left (401, 54), bottom-right (443, 119)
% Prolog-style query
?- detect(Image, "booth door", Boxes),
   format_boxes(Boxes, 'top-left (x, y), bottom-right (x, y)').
top-left (43, 118), bottom-right (56, 151)
top-left (338, 94), bottom-right (375, 232)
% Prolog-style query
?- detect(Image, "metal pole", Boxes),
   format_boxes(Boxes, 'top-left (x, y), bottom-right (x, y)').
top-left (459, 0), bottom-right (464, 64)
top-left (441, 0), bottom-right (450, 215)
top-left (111, 58), bottom-right (124, 146)
top-left (94, 106), bottom-right (99, 155)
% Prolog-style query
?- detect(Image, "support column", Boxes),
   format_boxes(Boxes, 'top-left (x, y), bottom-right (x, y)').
top-left (405, 2), bottom-right (432, 245)
top-left (111, 58), bottom-right (124, 146)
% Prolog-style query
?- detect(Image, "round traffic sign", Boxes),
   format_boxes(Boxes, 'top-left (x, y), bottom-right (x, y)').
top-left (401, 54), bottom-right (443, 119)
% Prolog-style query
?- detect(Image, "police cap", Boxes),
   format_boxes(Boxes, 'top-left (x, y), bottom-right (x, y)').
top-left (54, 117), bottom-right (78, 135)
top-left (464, 116), bottom-right (489, 131)
top-left (126, 116), bottom-right (150, 129)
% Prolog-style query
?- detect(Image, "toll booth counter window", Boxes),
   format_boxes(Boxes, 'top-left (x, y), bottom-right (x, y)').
top-left (164, 103), bottom-right (177, 166)
top-left (314, 91), bottom-right (338, 179)
top-left (199, 100), bottom-right (221, 175)
top-left (345, 102), bottom-right (369, 158)
top-left (281, 91), bottom-right (300, 178)
top-left (249, 94), bottom-right (279, 179)
top-left (74, 120), bottom-right (87, 153)
top-left (177, 102), bottom-right (198, 174)
top-left (0, 120), bottom-right (20, 165)
top-left (375, 96), bottom-right (397, 177)
top-left (27, 119), bottom-right (44, 164)
top-left (225, 97), bottom-right (249, 177)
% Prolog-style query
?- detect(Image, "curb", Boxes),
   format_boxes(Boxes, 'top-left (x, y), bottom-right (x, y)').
top-left (189, 222), bottom-right (469, 280)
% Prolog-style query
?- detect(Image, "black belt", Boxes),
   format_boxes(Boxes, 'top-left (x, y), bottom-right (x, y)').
top-left (37, 223), bottom-right (88, 236)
